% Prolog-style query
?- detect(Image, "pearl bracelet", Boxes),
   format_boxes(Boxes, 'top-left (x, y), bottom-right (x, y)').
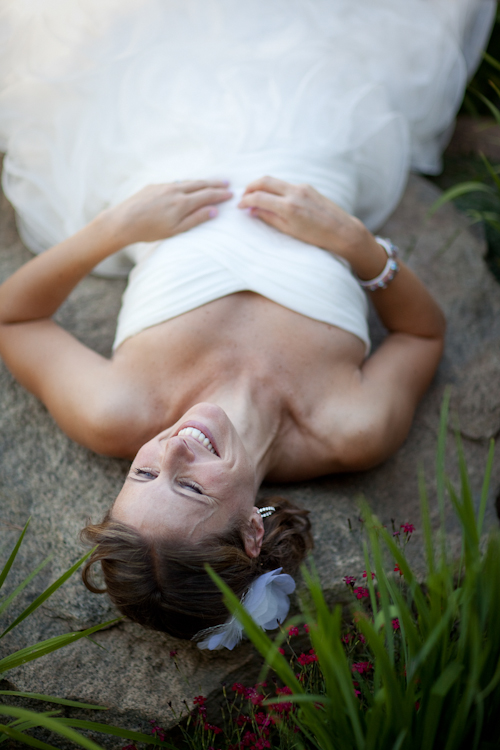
top-left (357, 237), bottom-right (400, 292)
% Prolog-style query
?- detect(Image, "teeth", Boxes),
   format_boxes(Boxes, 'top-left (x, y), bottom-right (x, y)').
top-left (178, 427), bottom-right (216, 454)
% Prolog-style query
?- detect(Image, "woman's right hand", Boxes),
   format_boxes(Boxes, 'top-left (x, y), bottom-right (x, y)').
top-left (106, 180), bottom-right (233, 246)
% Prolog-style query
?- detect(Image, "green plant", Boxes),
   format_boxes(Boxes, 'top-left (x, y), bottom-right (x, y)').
top-left (208, 392), bottom-right (500, 750)
top-left (0, 520), bottom-right (174, 750)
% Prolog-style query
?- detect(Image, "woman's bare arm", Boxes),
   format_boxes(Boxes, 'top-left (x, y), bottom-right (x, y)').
top-left (238, 176), bottom-right (445, 469)
top-left (0, 181), bottom-right (232, 453)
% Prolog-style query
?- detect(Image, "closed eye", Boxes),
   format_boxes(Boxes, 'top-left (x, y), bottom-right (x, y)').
top-left (179, 480), bottom-right (203, 495)
top-left (134, 468), bottom-right (158, 479)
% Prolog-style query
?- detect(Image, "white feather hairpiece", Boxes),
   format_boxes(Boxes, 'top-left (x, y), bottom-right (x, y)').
top-left (195, 568), bottom-right (296, 651)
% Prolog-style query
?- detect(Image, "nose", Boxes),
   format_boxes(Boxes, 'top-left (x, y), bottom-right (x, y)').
top-left (159, 435), bottom-right (195, 468)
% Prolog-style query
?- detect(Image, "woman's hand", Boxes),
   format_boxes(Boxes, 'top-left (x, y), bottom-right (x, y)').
top-left (107, 180), bottom-right (233, 246)
top-left (238, 175), bottom-right (368, 261)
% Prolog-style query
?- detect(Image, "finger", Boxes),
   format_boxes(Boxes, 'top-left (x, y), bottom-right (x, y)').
top-left (248, 206), bottom-right (289, 233)
top-left (181, 179), bottom-right (230, 193)
top-left (183, 187), bottom-right (233, 212)
top-left (242, 175), bottom-right (290, 196)
top-left (237, 190), bottom-right (283, 213)
top-left (176, 205), bottom-right (220, 233)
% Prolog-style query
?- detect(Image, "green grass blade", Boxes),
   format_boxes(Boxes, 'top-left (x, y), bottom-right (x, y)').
top-left (483, 51), bottom-right (500, 72)
top-left (0, 723), bottom-right (63, 750)
top-left (480, 152), bottom-right (500, 193)
top-left (427, 183), bottom-right (494, 217)
top-left (56, 719), bottom-right (176, 748)
top-left (478, 439), bottom-right (495, 536)
top-left (469, 87), bottom-right (500, 126)
top-left (0, 555), bottom-right (53, 618)
top-left (0, 692), bottom-right (107, 710)
top-left (0, 549), bottom-right (94, 639)
top-left (0, 707), bottom-right (104, 750)
top-left (0, 518), bottom-right (31, 592)
top-left (419, 467), bottom-right (435, 576)
top-left (0, 618), bottom-right (120, 672)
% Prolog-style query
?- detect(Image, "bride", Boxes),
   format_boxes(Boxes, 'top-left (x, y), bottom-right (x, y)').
top-left (0, 0), bottom-right (494, 648)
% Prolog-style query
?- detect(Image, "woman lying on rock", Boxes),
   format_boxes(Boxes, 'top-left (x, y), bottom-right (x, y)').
top-left (0, 0), bottom-right (492, 648)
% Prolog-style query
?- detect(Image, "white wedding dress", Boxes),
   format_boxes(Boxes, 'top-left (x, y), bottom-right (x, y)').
top-left (0, 0), bottom-right (495, 348)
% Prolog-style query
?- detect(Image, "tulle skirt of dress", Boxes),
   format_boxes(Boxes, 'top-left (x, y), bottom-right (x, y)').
top-left (0, 0), bottom-right (496, 278)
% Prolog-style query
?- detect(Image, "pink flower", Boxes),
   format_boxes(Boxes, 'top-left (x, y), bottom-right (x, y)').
top-left (394, 564), bottom-right (403, 577)
top-left (353, 586), bottom-right (369, 599)
top-left (277, 686), bottom-right (293, 695)
top-left (303, 624), bottom-right (310, 633)
top-left (232, 682), bottom-right (246, 695)
top-left (343, 575), bottom-right (356, 586)
top-left (392, 618), bottom-right (400, 631)
top-left (193, 695), bottom-right (206, 705)
top-left (255, 740), bottom-right (271, 750)
top-left (358, 633), bottom-right (366, 645)
top-left (352, 661), bottom-right (373, 675)
top-left (341, 633), bottom-right (352, 644)
top-left (169, 649), bottom-right (178, 658)
top-left (288, 626), bottom-right (299, 636)
top-left (278, 647), bottom-right (285, 655)
top-left (401, 523), bottom-right (415, 534)
top-left (362, 571), bottom-right (376, 580)
top-left (353, 680), bottom-right (361, 698)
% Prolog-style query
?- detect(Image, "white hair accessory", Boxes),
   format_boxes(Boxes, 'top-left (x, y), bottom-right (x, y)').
top-left (196, 568), bottom-right (295, 651)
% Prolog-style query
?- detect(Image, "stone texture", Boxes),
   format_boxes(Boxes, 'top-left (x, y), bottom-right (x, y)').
top-left (0, 168), bottom-right (499, 746)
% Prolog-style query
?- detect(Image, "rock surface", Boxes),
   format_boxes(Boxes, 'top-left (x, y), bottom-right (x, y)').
top-left (0, 170), bottom-right (499, 745)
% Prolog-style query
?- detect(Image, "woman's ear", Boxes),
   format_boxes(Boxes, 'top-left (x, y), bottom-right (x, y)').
top-left (243, 507), bottom-right (265, 558)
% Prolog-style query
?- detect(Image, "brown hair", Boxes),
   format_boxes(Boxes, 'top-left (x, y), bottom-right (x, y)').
top-left (81, 497), bottom-right (312, 641)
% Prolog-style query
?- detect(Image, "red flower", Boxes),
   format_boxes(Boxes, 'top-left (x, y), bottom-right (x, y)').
top-left (278, 647), bottom-right (285, 655)
top-left (242, 731), bottom-right (257, 746)
top-left (353, 586), bottom-right (369, 599)
top-left (392, 618), bottom-right (400, 630)
top-left (341, 633), bottom-right (352, 644)
top-left (122, 745), bottom-right (138, 750)
top-left (343, 575), bottom-right (356, 586)
top-left (401, 523), bottom-right (415, 534)
top-left (204, 723), bottom-right (222, 734)
top-left (169, 650), bottom-right (178, 658)
top-left (235, 714), bottom-right (251, 727)
top-left (394, 564), bottom-right (403, 576)
top-left (362, 571), bottom-right (376, 580)
top-left (277, 686), bottom-right (293, 695)
top-left (245, 688), bottom-right (264, 706)
top-left (358, 633), bottom-right (366, 645)
top-left (297, 649), bottom-right (318, 666)
top-left (352, 681), bottom-right (361, 698)
top-left (288, 626), bottom-right (299, 637)
top-left (303, 624), bottom-right (310, 633)
top-left (352, 661), bottom-right (373, 675)
top-left (232, 682), bottom-right (246, 695)
top-left (255, 739), bottom-right (271, 749)
top-left (193, 695), bottom-right (206, 705)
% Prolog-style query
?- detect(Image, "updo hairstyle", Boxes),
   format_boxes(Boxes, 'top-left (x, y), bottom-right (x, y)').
top-left (81, 497), bottom-right (313, 641)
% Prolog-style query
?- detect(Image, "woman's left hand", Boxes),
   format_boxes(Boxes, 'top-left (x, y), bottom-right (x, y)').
top-left (238, 175), bottom-right (367, 261)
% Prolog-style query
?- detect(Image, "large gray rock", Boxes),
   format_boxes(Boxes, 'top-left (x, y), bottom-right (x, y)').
top-left (1, 170), bottom-right (499, 745)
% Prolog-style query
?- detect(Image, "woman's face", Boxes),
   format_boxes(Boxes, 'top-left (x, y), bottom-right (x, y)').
top-left (111, 403), bottom-right (264, 554)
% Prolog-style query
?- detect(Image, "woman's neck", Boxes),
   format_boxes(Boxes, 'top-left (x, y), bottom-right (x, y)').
top-left (204, 380), bottom-right (283, 488)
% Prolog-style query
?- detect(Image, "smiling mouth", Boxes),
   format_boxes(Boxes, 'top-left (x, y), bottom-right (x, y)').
top-left (177, 427), bottom-right (217, 455)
